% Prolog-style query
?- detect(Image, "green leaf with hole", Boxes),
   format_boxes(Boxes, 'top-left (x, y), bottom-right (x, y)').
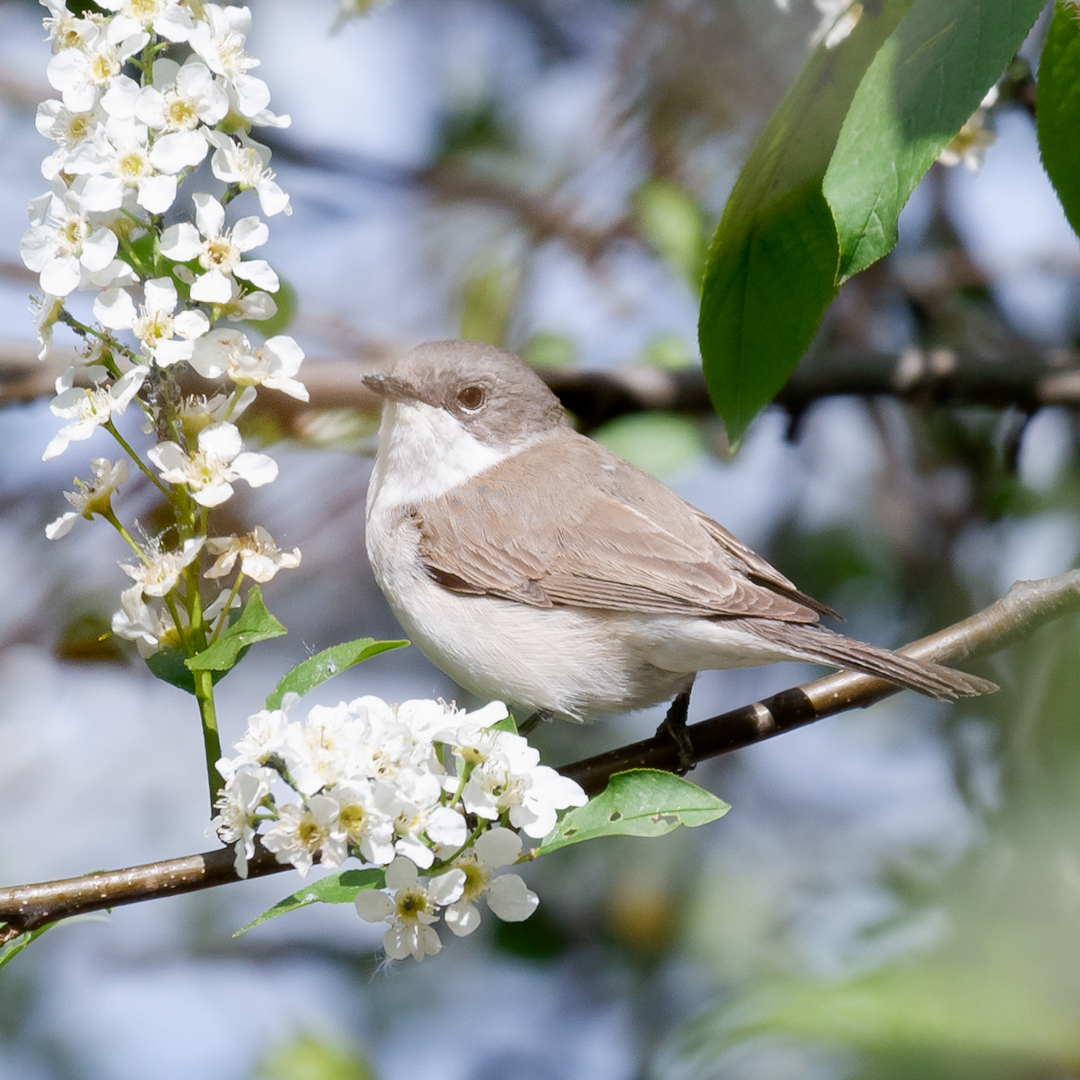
top-left (698, 0), bottom-right (912, 445)
top-left (536, 769), bottom-right (729, 855)
top-left (265, 638), bottom-right (409, 710)
top-left (186, 585), bottom-right (286, 673)
top-left (1038, 2), bottom-right (1080, 242)
top-left (234, 868), bottom-right (385, 936)
top-left (825, 0), bottom-right (1046, 283)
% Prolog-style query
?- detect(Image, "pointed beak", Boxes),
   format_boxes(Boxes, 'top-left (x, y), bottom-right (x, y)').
top-left (362, 372), bottom-right (422, 403)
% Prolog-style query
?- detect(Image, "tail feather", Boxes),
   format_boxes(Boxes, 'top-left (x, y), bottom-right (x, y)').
top-left (739, 620), bottom-right (997, 701)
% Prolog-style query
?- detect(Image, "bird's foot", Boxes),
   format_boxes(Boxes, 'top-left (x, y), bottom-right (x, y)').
top-left (656, 689), bottom-right (695, 775)
top-left (518, 709), bottom-right (553, 737)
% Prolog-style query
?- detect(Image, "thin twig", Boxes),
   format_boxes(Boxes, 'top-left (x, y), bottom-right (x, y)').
top-left (2, 571), bottom-right (1078, 940)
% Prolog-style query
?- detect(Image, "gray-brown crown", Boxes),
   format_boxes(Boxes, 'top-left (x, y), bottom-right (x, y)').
top-left (368, 340), bottom-right (569, 452)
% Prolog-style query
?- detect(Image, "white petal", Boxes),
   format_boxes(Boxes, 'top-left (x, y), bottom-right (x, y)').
top-left (231, 451), bottom-right (278, 489)
top-left (46, 511), bottom-right (79, 540)
top-left (427, 868), bottom-right (466, 906)
top-left (193, 192), bottom-right (224, 238)
top-left (136, 174), bottom-right (177, 214)
top-left (94, 287), bottom-right (137, 329)
top-left (486, 874), bottom-right (539, 922)
top-left (444, 899), bottom-right (481, 937)
top-left (385, 856), bottom-right (419, 891)
top-left (174, 309), bottom-right (210, 339)
top-left (144, 277), bottom-right (178, 315)
top-left (231, 216), bottom-right (268, 251)
top-left (190, 268), bottom-right (234, 303)
top-left (40, 253), bottom-right (81, 297)
top-left (354, 890), bottom-right (394, 923)
top-left (100, 75), bottom-right (139, 119)
top-left (80, 175), bottom-right (125, 213)
top-left (191, 480), bottom-right (235, 507)
top-left (150, 130), bottom-right (208, 173)
top-left (233, 259), bottom-right (278, 291)
top-left (160, 222), bottom-right (202, 261)
top-left (474, 826), bottom-right (522, 869)
top-left (198, 421), bottom-right (242, 461)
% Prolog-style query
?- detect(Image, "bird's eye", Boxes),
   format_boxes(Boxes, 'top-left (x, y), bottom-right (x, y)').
top-left (456, 385), bottom-right (486, 412)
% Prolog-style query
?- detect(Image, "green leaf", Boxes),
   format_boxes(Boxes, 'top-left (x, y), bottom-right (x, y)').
top-left (0, 922), bottom-right (56, 969)
top-left (633, 179), bottom-right (709, 291)
top-left (186, 586), bottom-right (286, 673)
top-left (536, 769), bottom-right (729, 855)
top-left (698, 0), bottom-right (912, 445)
top-left (234, 868), bottom-right (385, 936)
top-left (265, 638), bottom-right (409, 710)
top-left (825, 0), bottom-right (1047, 282)
top-left (459, 262), bottom-right (520, 347)
top-left (1037, 2), bottom-right (1080, 242)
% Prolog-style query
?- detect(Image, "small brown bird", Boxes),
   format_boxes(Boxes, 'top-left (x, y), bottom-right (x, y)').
top-left (363, 340), bottom-right (995, 723)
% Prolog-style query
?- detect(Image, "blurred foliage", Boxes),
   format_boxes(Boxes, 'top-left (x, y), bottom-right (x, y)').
top-left (592, 412), bottom-right (705, 477)
top-left (250, 1034), bottom-right (376, 1080)
top-left (458, 261), bottom-right (520, 347)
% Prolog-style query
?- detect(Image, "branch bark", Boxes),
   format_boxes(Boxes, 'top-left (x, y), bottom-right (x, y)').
top-left (4, 344), bottom-right (1079, 436)
top-left (2, 571), bottom-right (1078, 941)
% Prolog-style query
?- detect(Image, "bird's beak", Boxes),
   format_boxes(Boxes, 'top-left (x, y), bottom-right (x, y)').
top-left (362, 372), bottom-right (422, 403)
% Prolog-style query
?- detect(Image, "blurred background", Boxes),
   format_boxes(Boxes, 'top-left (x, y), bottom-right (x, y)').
top-left (2, 0), bottom-right (1080, 1077)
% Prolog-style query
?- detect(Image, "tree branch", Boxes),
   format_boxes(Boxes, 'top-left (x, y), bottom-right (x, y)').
top-left (4, 345), bottom-right (1079, 435)
top-left (2, 571), bottom-right (1078, 941)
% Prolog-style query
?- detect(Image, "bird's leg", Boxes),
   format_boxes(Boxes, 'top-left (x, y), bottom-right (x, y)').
top-left (517, 709), bottom-right (554, 737)
top-left (656, 680), bottom-right (696, 774)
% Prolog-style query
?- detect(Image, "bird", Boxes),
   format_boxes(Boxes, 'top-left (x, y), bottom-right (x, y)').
top-left (362, 340), bottom-right (996, 728)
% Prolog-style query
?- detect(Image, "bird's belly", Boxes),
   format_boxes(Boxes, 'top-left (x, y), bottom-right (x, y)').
top-left (365, 505), bottom-right (793, 720)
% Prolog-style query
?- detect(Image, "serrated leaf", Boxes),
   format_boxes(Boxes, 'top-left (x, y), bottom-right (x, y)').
top-left (234, 868), bottom-right (385, 936)
top-left (698, 0), bottom-right (912, 445)
top-left (186, 586), bottom-right (286, 673)
top-left (536, 769), bottom-right (729, 855)
top-left (265, 638), bottom-right (409, 710)
top-left (1037, 2), bottom-right (1080, 242)
top-left (825, 0), bottom-right (1046, 282)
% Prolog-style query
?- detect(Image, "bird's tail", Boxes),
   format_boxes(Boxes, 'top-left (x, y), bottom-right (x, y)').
top-left (738, 620), bottom-right (997, 701)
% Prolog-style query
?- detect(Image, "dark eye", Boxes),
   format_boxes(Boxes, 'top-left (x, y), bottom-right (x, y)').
top-left (456, 385), bottom-right (486, 412)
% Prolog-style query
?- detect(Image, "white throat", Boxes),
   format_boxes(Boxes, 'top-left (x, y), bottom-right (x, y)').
top-left (368, 399), bottom-right (513, 513)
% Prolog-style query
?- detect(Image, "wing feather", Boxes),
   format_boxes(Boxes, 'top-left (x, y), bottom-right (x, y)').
top-left (414, 433), bottom-right (826, 625)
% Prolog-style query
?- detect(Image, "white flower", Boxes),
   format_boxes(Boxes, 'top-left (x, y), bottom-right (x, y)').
top-left (43, 365), bottom-right (146, 460)
top-left (323, 779), bottom-right (396, 866)
top-left (210, 767), bottom-right (273, 878)
top-left (98, 0), bottom-right (194, 44)
top-left (217, 279), bottom-right (278, 322)
top-left (443, 827), bottom-right (538, 937)
top-left (111, 583), bottom-right (173, 656)
top-left (457, 729), bottom-right (587, 839)
top-left (205, 130), bottom-right (291, 216)
top-left (354, 856), bottom-right (465, 962)
top-left (120, 536), bottom-right (205, 598)
top-left (261, 798), bottom-right (338, 877)
top-left (33, 293), bottom-right (64, 361)
top-left (190, 329), bottom-right (308, 400)
top-left (21, 180), bottom-right (120, 297)
top-left (159, 193), bottom-right (278, 303)
top-left (938, 87), bottom-right (999, 173)
top-left (41, 1), bottom-right (98, 55)
top-left (204, 526), bottom-right (301, 583)
top-left (148, 421), bottom-right (278, 506)
top-left (46, 24), bottom-right (148, 113)
top-left (66, 116), bottom-right (178, 214)
top-left (46, 457), bottom-right (128, 539)
top-left (227, 694), bottom-right (299, 772)
top-left (188, 4), bottom-right (271, 119)
top-left (94, 277), bottom-right (210, 366)
top-left (35, 98), bottom-right (103, 179)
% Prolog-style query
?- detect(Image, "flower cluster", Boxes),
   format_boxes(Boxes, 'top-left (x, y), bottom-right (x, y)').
top-left (211, 695), bottom-right (588, 961)
top-left (23, 2), bottom-right (305, 672)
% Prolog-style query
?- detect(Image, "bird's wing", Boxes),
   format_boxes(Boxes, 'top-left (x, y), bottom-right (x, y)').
top-left (413, 432), bottom-right (825, 624)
